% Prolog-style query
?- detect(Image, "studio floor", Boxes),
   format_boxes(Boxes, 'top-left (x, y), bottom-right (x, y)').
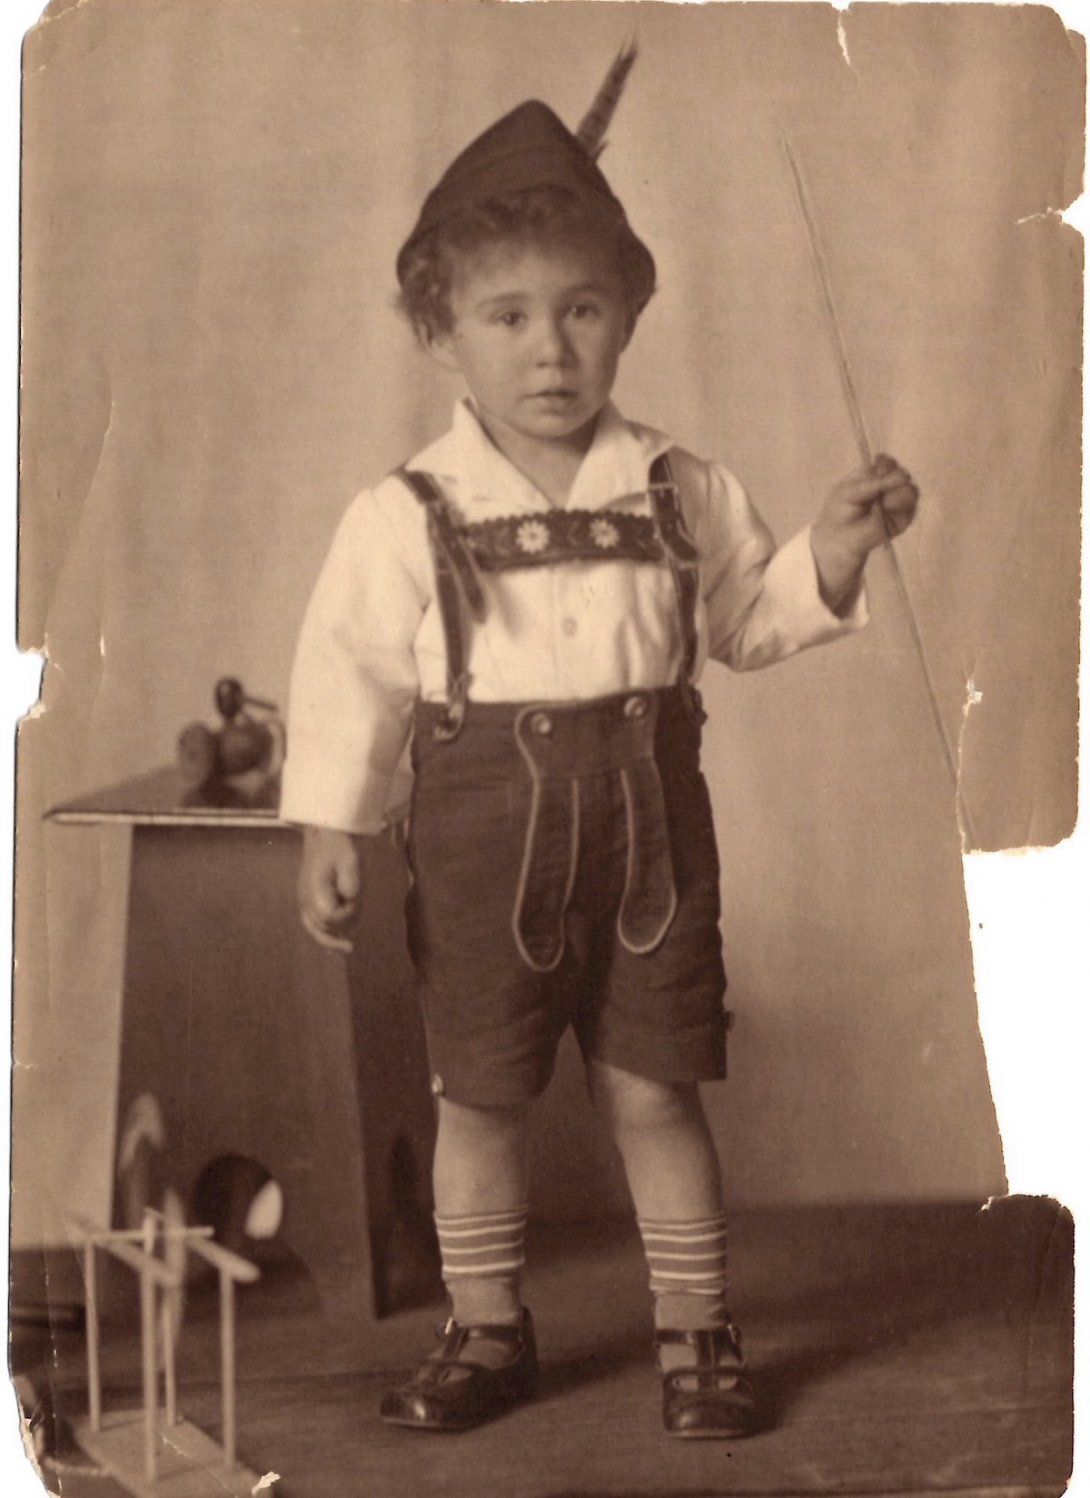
top-left (12, 1197), bottom-right (1073, 1498)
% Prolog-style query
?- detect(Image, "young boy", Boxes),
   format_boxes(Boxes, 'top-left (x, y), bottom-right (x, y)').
top-left (280, 91), bottom-right (917, 1439)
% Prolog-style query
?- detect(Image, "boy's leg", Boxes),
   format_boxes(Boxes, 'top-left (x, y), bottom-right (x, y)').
top-left (432, 1096), bottom-right (530, 1347)
top-left (586, 1057), bottom-right (756, 1437)
top-left (585, 1057), bottom-right (727, 1330)
top-left (380, 1094), bottom-right (537, 1430)
top-left (583, 1058), bottom-right (722, 1218)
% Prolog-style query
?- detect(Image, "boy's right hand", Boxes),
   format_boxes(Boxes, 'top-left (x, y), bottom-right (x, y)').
top-left (297, 825), bottom-right (361, 952)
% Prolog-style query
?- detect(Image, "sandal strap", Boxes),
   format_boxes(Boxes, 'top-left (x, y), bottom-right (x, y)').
top-left (410, 1313), bottom-right (528, 1378)
top-left (655, 1323), bottom-right (745, 1363)
top-left (437, 1314), bottom-right (527, 1348)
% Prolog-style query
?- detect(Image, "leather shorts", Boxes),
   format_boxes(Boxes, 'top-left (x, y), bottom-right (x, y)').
top-left (406, 688), bottom-right (729, 1107)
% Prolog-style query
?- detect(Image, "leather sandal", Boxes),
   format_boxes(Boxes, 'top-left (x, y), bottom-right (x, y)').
top-left (379, 1308), bottom-right (538, 1431)
top-left (655, 1323), bottom-right (759, 1439)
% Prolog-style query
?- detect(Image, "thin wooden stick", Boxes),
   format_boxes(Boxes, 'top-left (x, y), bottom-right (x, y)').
top-left (187, 1235), bottom-right (261, 1285)
top-left (162, 1290), bottom-right (179, 1427)
top-left (70, 1208), bottom-right (214, 1247)
top-left (781, 137), bottom-right (875, 468)
top-left (780, 132), bottom-right (979, 846)
top-left (82, 1225), bottom-right (214, 1246)
top-left (84, 1241), bottom-right (102, 1434)
top-left (219, 1270), bottom-right (237, 1468)
top-left (139, 1261), bottom-right (158, 1483)
top-left (141, 1213), bottom-right (158, 1481)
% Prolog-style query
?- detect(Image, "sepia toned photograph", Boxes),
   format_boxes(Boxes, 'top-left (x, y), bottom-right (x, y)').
top-left (10, 2), bottom-right (1081, 1494)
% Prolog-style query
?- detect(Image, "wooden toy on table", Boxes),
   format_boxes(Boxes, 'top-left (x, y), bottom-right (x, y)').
top-left (176, 677), bottom-right (285, 810)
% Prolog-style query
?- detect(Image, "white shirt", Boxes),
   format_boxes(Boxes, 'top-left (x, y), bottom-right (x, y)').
top-left (280, 400), bottom-right (867, 833)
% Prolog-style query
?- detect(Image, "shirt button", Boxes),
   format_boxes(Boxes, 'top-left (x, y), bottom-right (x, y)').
top-left (430, 1073), bottom-right (445, 1096)
top-left (561, 616), bottom-right (578, 637)
top-left (530, 712), bottom-right (553, 737)
top-left (624, 694), bottom-right (649, 720)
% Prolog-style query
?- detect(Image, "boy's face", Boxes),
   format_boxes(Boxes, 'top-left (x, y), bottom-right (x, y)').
top-left (427, 236), bottom-right (633, 459)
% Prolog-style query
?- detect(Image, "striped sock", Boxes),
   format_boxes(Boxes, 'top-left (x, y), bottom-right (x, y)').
top-left (637, 1212), bottom-right (731, 1331)
top-left (434, 1206), bottom-right (527, 1327)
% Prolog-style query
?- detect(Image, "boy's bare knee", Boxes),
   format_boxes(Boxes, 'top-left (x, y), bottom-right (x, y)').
top-left (586, 1058), bottom-right (699, 1135)
top-left (437, 1095), bottom-right (529, 1141)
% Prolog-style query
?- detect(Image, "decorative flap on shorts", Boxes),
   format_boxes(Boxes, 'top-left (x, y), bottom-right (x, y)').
top-left (511, 693), bottom-right (678, 972)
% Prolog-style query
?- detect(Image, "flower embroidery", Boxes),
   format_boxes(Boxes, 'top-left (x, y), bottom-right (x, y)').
top-left (516, 519), bottom-right (550, 555)
top-left (464, 510), bottom-right (664, 570)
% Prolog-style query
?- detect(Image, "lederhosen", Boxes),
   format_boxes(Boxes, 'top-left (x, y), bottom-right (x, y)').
top-left (397, 455), bottom-right (729, 1105)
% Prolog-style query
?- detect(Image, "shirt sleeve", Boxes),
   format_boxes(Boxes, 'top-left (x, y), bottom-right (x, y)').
top-left (690, 458), bottom-right (869, 672)
top-left (279, 484), bottom-right (429, 834)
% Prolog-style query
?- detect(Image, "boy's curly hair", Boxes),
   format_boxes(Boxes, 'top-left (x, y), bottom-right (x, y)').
top-left (396, 186), bottom-right (656, 344)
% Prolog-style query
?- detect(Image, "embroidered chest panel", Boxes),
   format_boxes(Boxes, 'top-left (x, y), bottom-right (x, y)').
top-left (462, 507), bottom-right (666, 572)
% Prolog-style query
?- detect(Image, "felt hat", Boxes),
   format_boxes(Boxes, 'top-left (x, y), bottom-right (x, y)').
top-left (396, 43), bottom-right (642, 280)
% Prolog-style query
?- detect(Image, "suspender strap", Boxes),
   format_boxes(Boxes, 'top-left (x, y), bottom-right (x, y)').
top-left (648, 453), bottom-right (706, 726)
top-left (396, 469), bottom-right (486, 620)
top-left (397, 468), bottom-right (486, 741)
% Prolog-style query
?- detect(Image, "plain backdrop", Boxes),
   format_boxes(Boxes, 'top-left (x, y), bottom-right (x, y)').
top-left (12, 0), bottom-right (1083, 1253)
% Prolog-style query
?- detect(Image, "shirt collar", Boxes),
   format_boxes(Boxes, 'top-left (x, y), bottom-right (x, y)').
top-left (407, 398), bottom-right (674, 512)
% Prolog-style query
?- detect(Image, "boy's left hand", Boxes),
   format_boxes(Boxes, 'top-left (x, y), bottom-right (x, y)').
top-left (810, 454), bottom-right (919, 611)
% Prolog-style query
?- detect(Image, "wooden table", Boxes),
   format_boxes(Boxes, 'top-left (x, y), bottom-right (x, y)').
top-left (48, 769), bottom-right (441, 1326)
